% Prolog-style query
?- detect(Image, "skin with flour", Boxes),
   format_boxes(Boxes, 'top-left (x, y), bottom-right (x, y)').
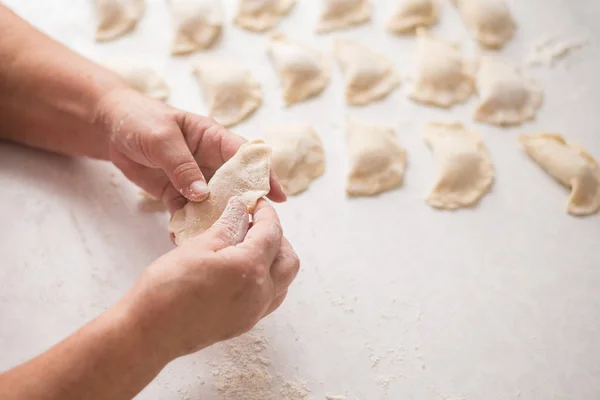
top-left (0, 5), bottom-right (299, 400)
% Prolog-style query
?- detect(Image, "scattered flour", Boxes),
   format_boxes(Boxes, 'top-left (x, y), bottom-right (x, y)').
top-left (526, 35), bottom-right (588, 67)
top-left (209, 330), bottom-right (309, 400)
top-left (280, 380), bottom-right (309, 399)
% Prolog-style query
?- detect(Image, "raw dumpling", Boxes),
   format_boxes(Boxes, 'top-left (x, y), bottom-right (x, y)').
top-left (424, 122), bottom-right (494, 209)
top-left (453, 0), bottom-right (515, 49)
top-left (170, 0), bottom-right (222, 55)
top-left (264, 125), bottom-right (325, 195)
top-left (387, 0), bottom-right (439, 34)
top-left (334, 39), bottom-right (400, 105)
top-left (410, 29), bottom-right (474, 108)
top-left (234, 0), bottom-right (295, 32)
top-left (474, 56), bottom-right (543, 127)
top-left (317, 0), bottom-right (371, 33)
top-left (168, 140), bottom-right (271, 245)
top-left (95, 0), bottom-right (145, 41)
top-left (267, 33), bottom-right (330, 105)
top-left (192, 59), bottom-right (262, 127)
top-left (520, 134), bottom-right (600, 216)
top-left (346, 120), bottom-right (407, 196)
top-left (107, 63), bottom-right (169, 102)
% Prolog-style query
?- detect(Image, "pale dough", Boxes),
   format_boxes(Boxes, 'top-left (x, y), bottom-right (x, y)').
top-left (107, 63), bottom-right (169, 102)
top-left (474, 56), bottom-right (543, 127)
top-left (264, 125), bottom-right (325, 195)
top-left (333, 39), bottom-right (400, 105)
top-left (452, 0), bottom-right (515, 49)
top-left (410, 29), bottom-right (474, 108)
top-left (317, 0), bottom-right (371, 33)
top-left (267, 33), bottom-right (330, 106)
top-left (170, 0), bottom-right (222, 55)
top-left (168, 140), bottom-right (271, 245)
top-left (346, 119), bottom-right (407, 196)
top-left (192, 59), bottom-right (262, 127)
top-left (234, 0), bottom-right (295, 32)
top-left (424, 122), bottom-right (494, 209)
top-left (520, 134), bottom-right (600, 216)
top-left (95, 0), bottom-right (145, 42)
top-left (387, 0), bottom-right (439, 34)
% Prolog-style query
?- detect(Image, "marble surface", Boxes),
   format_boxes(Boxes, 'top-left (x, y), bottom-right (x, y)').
top-left (1, 0), bottom-right (599, 398)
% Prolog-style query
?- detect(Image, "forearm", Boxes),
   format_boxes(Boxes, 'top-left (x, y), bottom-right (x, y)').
top-left (0, 5), bottom-right (127, 159)
top-left (0, 301), bottom-right (170, 400)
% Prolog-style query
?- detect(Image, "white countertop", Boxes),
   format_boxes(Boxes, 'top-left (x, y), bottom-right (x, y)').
top-left (1, 0), bottom-right (599, 399)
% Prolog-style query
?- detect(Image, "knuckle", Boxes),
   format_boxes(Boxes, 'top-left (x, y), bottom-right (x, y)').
top-left (146, 128), bottom-right (173, 157)
top-left (265, 221), bottom-right (283, 242)
top-left (171, 160), bottom-right (201, 183)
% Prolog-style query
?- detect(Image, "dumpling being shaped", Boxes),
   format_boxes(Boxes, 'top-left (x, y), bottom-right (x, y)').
top-left (192, 59), bottom-right (262, 127)
top-left (168, 140), bottom-right (271, 245)
top-left (234, 0), bottom-right (295, 32)
top-left (520, 134), bottom-right (600, 216)
top-left (267, 33), bottom-right (330, 106)
top-left (334, 39), bottom-right (400, 105)
top-left (387, 0), bottom-right (439, 34)
top-left (95, 0), bottom-right (145, 41)
top-left (346, 119), bottom-right (407, 196)
top-left (107, 63), bottom-right (169, 102)
top-left (424, 122), bottom-right (494, 209)
top-left (264, 125), bottom-right (325, 195)
top-left (317, 0), bottom-right (371, 33)
top-left (474, 56), bottom-right (543, 127)
top-left (410, 29), bottom-right (474, 108)
top-left (453, 0), bottom-right (516, 49)
top-left (170, 0), bottom-right (222, 55)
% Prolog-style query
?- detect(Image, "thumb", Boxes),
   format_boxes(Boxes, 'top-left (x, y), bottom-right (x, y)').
top-left (197, 197), bottom-right (249, 251)
top-left (151, 135), bottom-right (209, 202)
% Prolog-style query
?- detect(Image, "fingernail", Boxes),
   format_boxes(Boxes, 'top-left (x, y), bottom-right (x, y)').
top-left (189, 180), bottom-right (209, 201)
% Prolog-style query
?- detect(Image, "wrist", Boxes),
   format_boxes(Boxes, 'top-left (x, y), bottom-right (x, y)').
top-left (101, 296), bottom-right (175, 370)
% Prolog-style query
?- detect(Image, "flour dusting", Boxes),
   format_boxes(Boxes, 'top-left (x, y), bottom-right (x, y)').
top-left (209, 330), bottom-right (308, 400)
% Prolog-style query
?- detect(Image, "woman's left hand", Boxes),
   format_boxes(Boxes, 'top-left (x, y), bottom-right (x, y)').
top-left (94, 87), bottom-right (286, 214)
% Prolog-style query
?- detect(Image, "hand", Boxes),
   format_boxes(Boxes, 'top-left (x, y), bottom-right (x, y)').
top-left (119, 197), bottom-right (300, 359)
top-left (94, 88), bottom-right (287, 213)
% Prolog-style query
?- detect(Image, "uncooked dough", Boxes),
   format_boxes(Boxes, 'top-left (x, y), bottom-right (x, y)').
top-left (192, 59), bottom-right (262, 127)
top-left (170, 0), bottom-right (222, 55)
top-left (346, 119), bottom-right (407, 196)
top-left (452, 0), bottom-right (515, 49)
top-left (107, 63), bottom-right (169, 102)
top-left (520, 134), bottom-right (600, 216)
top-left (410, 29), bottom-right (474, 108)
top-left (333, 39), bottom-right (400, 105)
top-left (387, 0), bottom-right (439, 34)
top-left (264, 125), bottom-right (325, 195)
top-left (168, 140), bottom-right (271, 245)
top-left (234, 0), bottom-right (295, 32)
top-left (267, 33), bottom-right (330, 106)
top-left (95, 0), bottom-right (145, 42)
top-left (317, 0), bottom-right (371, 33)
top-left (424, 122), bottom-right (494, 209)
top-left (474, 56), bottom-right (543, 127)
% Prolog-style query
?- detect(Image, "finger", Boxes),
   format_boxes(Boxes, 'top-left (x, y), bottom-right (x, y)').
top-left (268, 170), bottom-right (287, 203)
top-left (162, 184), bottom-right (187, 215)
top-left (193, 197), bottom-right (249, 251)
top-left (269, 237), bottom-right (300, 297)
top-left (111, 148), bottom-right (171, 200)
top-left (264, 290), bottom-right (288, 317)
top-left (236, 199), bottom-right (283, 266)
top-left (149, 130), bottom-right (210, 202)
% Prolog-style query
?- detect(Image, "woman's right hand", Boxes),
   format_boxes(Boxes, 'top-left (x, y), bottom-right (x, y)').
top-left (119, 197), bottom-right (299, 360)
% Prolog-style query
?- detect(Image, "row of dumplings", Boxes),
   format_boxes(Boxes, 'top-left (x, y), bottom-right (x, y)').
top-left (266, 121), bottom-right (600, 217)
top-left (110, 29), bottom-right (542, 129)
top-left (94, 0), bottom-right (515, 52)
